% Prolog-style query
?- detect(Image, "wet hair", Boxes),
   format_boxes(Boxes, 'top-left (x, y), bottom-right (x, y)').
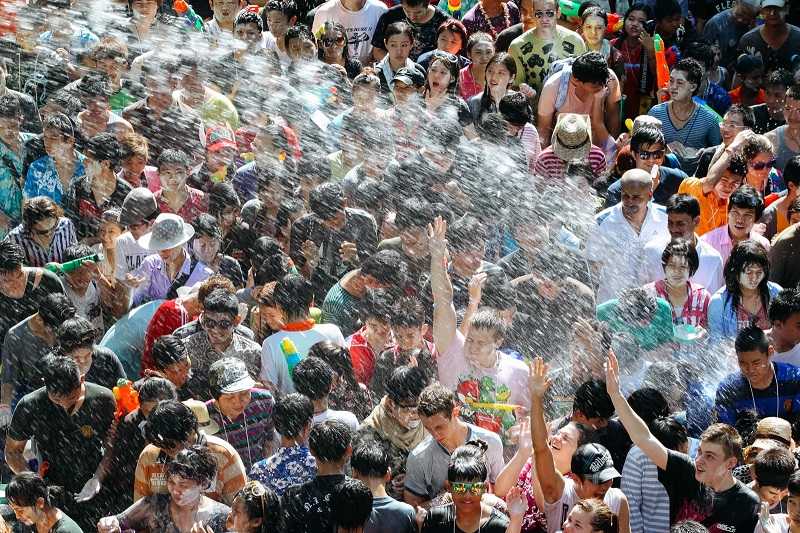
top-left (572, 499), bottom-right (618, 533)
top-left (308, 419), bottom-right (352, 463)
top-left (293, 356), bottom-right (335, 401)
top-left (152, 335), bottom-right (189, 370)
top-left (198, 275), bottom-right (236, 308)
top-left (6, 473), bottom-right (52, 508)
top-left (274, 274), bottom-right (313, 318)
top-left (62, 243), bottom-right (94, 264)
top-left (284, 24), bottom-right (314, 49)
top-left (235, 8), bottom-right (263, 32)
top-left (498, 88), bottom-right (530, 128)
top-left (358, 288), bottom-right (392, 323)
top-left (672, 58), bottom-right (704, 96)
top-left (581, 6), bottom-right (607, 25)
top-left (783, 156), bottom-right (800, 188)
top-left (78, 71), bottom-right (111, 99)
top-left (661, 238), bottom-right (699, 276)
top-left (752, 447), bottom-right (795, 489)
top-left (671, 521), bottom-right (709, 533)
top-left (39, 293), bottom-right (76, 330)
top-left (166, 444), bottom-right (217, 486)
top-left (351, 439), bottom-right (390, 478)
top-left (22, 196), bottom-right (61, 230)
top-left (208, 182), bottom-right (241, 216)
top-left (481, 277), bottom-right (517, 311)
top-left (572, 52), bottom-right (611, 86)
top-left (274, 393), bottom-right (313, 438)
top-left (309, 182), bottom-right (344, 220)
top-left (192, 213), bottom-right (222, 240)
top-left (651, 416), bottom-right (689, 451)
top-left (0, 95), bottom-right (21, 119)
top-left (766, 69), bottom-right (793, 90)
top-left (448, 439), bottom-right (488, 482)
top-left (395, 196), bottom-right (434, 229)
top-left (418, 382), bottom-right (456, 418)
top-left (665, 194), bottom-right (701, 219)
top-left (701, 423), bottom-right (743, 462)
top-left (628, 388), bottom-right (670, 427)
top-left (0, 241), bottom-right (25, 272)
top-left (723, 240), bottom-right (771, 317)
top-left (386, 365), bottom-right (428, 405)
top-left (157, 148), bottom-right (190, 169)
top-left (727, 154), bottom-right (749, 178)
top-left (630, 125), bottom-right (665, 153)
top-left (742, 134), bottom-right (775, 163)
top-left (264, 0), bottom-right (297, 18)
top-left (466, 31), bottom-right (493, 56)
top-left (352, 68), bottom-right (380, 90)
top-left (144, 400), bottom-right (198, 447)
top-left (85, 132), bottom-right (120, 166)
top-left (436, 19), bottom-right (468, 56)
top-left (468, 308), bottom-right (508, 340)
top-left (360, 250), bottom-right (407, 288)
top-left (654, 0), bottom-right (681, 20)
top-left (735, 324), bottom-right (770, 355)
top-left (788, 471), bottom-right (800, 496)
top-left (138, 377), bottom-right (178, 404)
top-left (574, 379), bottom-right (614, 420)
top-left (56, 316), bottom-right (96, 353)
top-left (616, 288), bottom-right (659, 324)
top-left (785, 85), bottom-right (800, 102)
top-left (725, 104), bottom-right (756, 129)
top-left (333, 478), bottom-right (373, 529)
top-left (683, 40), bottom-right (714, 71)
top-left (44, 91), bottom-right (82, 120)
top-left (308, 341), bottom-right (359, 391)
top-left (448, 215), bottom-right (488, 251)
top-left (384, 21), bottom-right (414, 43)
top-left (202, 288), bottom-right (239, 317)
top-left (391, 297), bottom-right (426, 328)
top-left (728, 185), bottom-right (764, 219)
top-left (234, 481), bottom-right (281, 533)
top-left (769, 288), bottom-right (800, 323)
top-left (40, 354), bottom-right (81, 397)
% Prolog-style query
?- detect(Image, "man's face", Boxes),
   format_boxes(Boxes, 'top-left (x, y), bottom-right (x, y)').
top-left (400, 225), bottom-right (429, 259)
top-left (387, 396), bottom-right (421, 429)
top-left (84, 154), bottom-right (109, 182)
top-left (633, 142), bottom-right (666, 174)
top-left (774, 312), bottom-right (800, 347)
top-left (392, 80), bottom-right (416, 104)
top-left (784, 96), bottom-right (800, 127)
top-left (659, 13), bottom-right (683, 36)
top-left (211, 0), bottom-right (239, 23)
top-left (757, 484), bottom-right (788, 509)
top-left (464, 327), bottom-right (499, 366)
top-left (65, 263), bottom-right (93, 293)
top-left (287, 37), bottom-right (317, 62)
top-left (218, 389), bottom-right (252, 419)
top-left (364, 317), bottom-right (391, 351)
top-left (164, 357), bottom-right (191, 388)
top-left (714, 171), bottom-right (743, 200)
top-left (30, 216), bottom-right (58, 248)
top-left (145, 70), bottom-right (176, 98)
top-left (8, 500), bottom-right (43, 526)
top-left (737, 349), bottom-right (772, 385)
top-left (48, 385), bottom-right (82, 412)
top-left (728, 206), bottom-right (757, 239)
top-left (43, 127), bottom-right (72, 158)
top-left (266, 11), bottom-right (291, 38)
top-left (765, 85), bottom-right (787, 115)
top-left (452, 242), bottom-right (485, 275)
top-left (202, 310), bottom-right (237, 349)
top-left (732, 2), bottom-right (757, 27)
top-left (761, 5), bottom-right (787, 26)
top-left (0, 111), bottom-right (22, 138)
top-left (694, 441), bottom-right (735, 485)
top-left (401, 1), bottom-right (429, 23)
top-left (234, 22), bottom-right (262, 49)
top-left (420, 411), bottom-right (455, 446)
top-left (576, 477), bottom-right (613, 500)
top-left (83, 94), bottom-right (110, 117)
top-left (393, 324), bottom-right (423, 351)
top-left (667, 212), bottom-right (698, 240)
top-left (352, 85), bottom-right (377, 112)
top-left (192, 235), bottom-right (221, 264)
top-left (668, 70), bottom-right (695, 101)
top-left (720, 111), bottom-right (746, 146)
top-left (789, 494), bottom-right (800, 524)
top-left (129, 218), bottom-right (153, 240)
top-left (532, 0), bottom-right (557, 30)
top-left (743, 69), bottom-right (764, 92)
top-left (620, 183), bottom-right (651, 219)
top-left (207, 146), bottom-right (236, 172)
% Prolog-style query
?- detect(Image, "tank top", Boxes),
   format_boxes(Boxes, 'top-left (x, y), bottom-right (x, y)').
top-left (775, 125), bottom-right (799, 173)
top-left (544, 476), bottom-right (624, 533)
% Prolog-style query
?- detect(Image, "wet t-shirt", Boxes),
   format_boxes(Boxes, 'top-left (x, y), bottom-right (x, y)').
top-left (658, 450), bottom-right (759, 533)
top-left (371, 5), bottom-right (450, 60)
top-left (421, 505), bottom-right (509, 533)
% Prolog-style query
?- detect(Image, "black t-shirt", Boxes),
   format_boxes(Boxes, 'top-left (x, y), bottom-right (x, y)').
top-left (495, 23), bottom-right (523, 52)
top-left (371, 5), bottom-right (450, 60)
top-left (8, 383), bottom-right (115, 493)
top-left (658, 450), bottom-right (759, 533)
top-left (65, 176), bottom-right (132, 243)
top-left (421, 505), bottom-right (509, 533)
top-left (85, 346), bottom-right (127, 390)
top-left (689, 0), bottom-right (733, 22)
top-left (751, 104), bottom-right (785, 135)
top-left (283, 474), bottom-right (348, 533)
top-left (0, 269), bottom-right (63, 358)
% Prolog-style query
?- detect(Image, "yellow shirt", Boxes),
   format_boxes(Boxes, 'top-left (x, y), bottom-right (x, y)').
top-left (677, 177), bottom-right (728, 235)
top-left (508, 25), bottom-right (586, 94)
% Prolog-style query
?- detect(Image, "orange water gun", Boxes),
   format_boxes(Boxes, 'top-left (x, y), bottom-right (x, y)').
top-left (654, 33), bottom-right (670, 102)
top-left (113, 379), bottom-right (140, 421)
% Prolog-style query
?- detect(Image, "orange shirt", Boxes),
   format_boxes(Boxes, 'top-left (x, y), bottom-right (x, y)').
top-left (677, 177), bottom-right (728, 235)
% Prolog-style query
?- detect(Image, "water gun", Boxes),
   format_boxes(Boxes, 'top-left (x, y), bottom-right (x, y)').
top-left (113, 379), bottom-right (140, 421)
top-left (654, 33), bottom-right (670, 102)
top-left (45, 253), bottom-right (100, 274)
top-left (280, 338), bottom-right (302, 375)
top-left (559, 0), bottom-right (580, 18)
top-left (173, 0), bottom-right (205, 32)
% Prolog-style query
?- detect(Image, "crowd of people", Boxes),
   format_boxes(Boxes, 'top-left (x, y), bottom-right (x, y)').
top-left (1, 0), bottom-right (800, 530)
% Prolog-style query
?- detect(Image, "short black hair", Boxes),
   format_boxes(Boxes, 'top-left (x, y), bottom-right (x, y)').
top-left (469, 309), bottom-right (508, 340)
top-left (651, 416), bottom-right (689, 451)
top-left (654, 0), bottom-right (681, 20)
top-left (85, 133), bottom-right (120, 166)
top-left (360, 250), bottom-right (407, 287)
top-left (39, 293), bottom-right (76, 330)
top-left (41, 354), bottom-right (81, 397)
top-left (6, 472), bottom-right (51, 508)
top-left (332, 478), bottom-right (373, 529)
top-left (308, 419), bottom-right (352, 463)
top-left (753, 447), bottom-right (795, 490)
top-left (62, 243), bottom-right (95, 263)
top-left (307, 341), bottom-right (357, 388)
top-left (448, 440), bottom-right (488, 482)
top-left (665, 194), bottom-right (701, 219)
top-left (192, 213), bottom-right (222, 240)
top-left (235, 8), bottom-right (263, 31)
top-left (769, 288), bottom-right (800, 323)
top-left (661, 238), bottom-right (700, 277)
top-left (395, 197), bottom-right (434, 230)
top-left (284, 24), bottom-right (314, 49)
top-left (631, 125), bottom-right (665, 153)
top-left (386, 365), bottom-right (428, 404)
top-left (448, 215), bottom-right (488, 251)
top-left (351, 439), bottom-right (390, 478)
top-left (78, 71), bottom-right (111, 98)
top-left (274, 274), bottom-right (313, 317)
top-left (359, 288), bottom-right (392, 322)
top-left (782, 155), bottom-right (800, 188)
top-left (56, 316), bottom-right (96, 353)
top-left (390, 297), bottom-right (426, 328)
top-left (728, 185), bottom-right (764, 219)
top-left (138, 377), bottom-right (178, 404)
top-left (309, 182), bottom-right (344, 220)
top-left (725, 104), bottom-right (756, 129)
top-left (166, 444), bottom-right (218, 486)
top-left (670, 521), bottom-right (709, 533)
top-left (735, 324), bottom-right (770, 355)
top-left (498, 92), bottom-right (531, 127)
top-left (571, 51), bottom-right (610, 86)
top-left (152, 335), bottom-right (189, 370)
top-left (682, 40), bottom-right (714, 70)
top-left (673, 58), bottom-right (704, 96)
top-left (292, 356), bottom-right (334, 400)
top-left (0, 241), bottom-right (24, 272)
top-left (627, 388), bottom-right (670, 427)
top-left (44, 113), bottom-right (75, 138)
top-left (274, 393), bottom-right (313, 438)
top-left (209, 182), bottom-right (241, 216)
top-left (144, 400), bottom-right (198, 447)
top-left (727, 154), bottom-right (749, 178)
top-left (202, 288), bottom-right (239, 316)
top-left (481, 277), bottom-right (517, 311)
top-left (157, 148), bottom-right (190, 168)
top-left (766, 69), bottom-right (794, 90)
top-left (573, 379), bottom-right (614, 420)
top-left (788, 470), bottom-right (800, 496)
top-left (264, 0), bottom-right (297, 17)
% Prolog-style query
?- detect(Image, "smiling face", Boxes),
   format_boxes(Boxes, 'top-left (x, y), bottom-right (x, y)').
top-left (714, 170), bottom-right (743, 200)
top-left (202, 311), bottom-right (237, 350)
top-left (747, 152), bottom-right (774, 191)
top-left (664, 254), bottom-right (691, 288)
top-left (720, 110), bottom-right (746, 146)
top-left (562, 507), bottom-right (594, 533)
top-left (633, 142), bottom-right (666, 174)
top-left (266, 10), bottom-right (291, 38)
top-left (549, 423), bottom-right (581, 473)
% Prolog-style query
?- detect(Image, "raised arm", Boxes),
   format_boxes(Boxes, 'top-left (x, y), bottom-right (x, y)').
top-left (605, 350), bottom-right (669, 470)
top-left (529, 357), bottom-right (565, 504)
top-left (429, 217), bottom-right (457, 354)
top-left (698, 129), bottom-right (752, 192)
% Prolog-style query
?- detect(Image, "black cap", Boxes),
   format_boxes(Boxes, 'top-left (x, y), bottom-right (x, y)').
top-left (571, 443), bottom-right (620, 484)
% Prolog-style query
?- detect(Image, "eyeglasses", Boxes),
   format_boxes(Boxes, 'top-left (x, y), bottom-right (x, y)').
top-left (322, 36), bottom-right (345, 47)
top-left (31, 222), bottom-right (57, 236)
top-left (749, 159), bottom-right (776, 171)
top-left (636, 149), bottom-right (665, 161)
top-left (720, 121), bottom-right (745, 130)
top-left (450, 482), bottom-right (486, 496)
top-left (202, 317), bottom-right (234, 330)
top-left (534, 9), bottom-right (556, 18)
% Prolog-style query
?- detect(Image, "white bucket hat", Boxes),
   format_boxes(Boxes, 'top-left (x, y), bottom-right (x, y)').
top-left (137, 213), bottom-right (195, 252)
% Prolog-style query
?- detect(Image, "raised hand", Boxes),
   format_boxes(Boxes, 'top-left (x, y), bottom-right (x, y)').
top-left (506, 486), bottom-right (528, 518)
top-left (528, 357), bottom-right (551, 400)
top-left (427, 216), bottom-right (448, 258)
top-left (468, 272), bottom-right (488, 306)
top-left (605, 349), bottom-right (621, 398)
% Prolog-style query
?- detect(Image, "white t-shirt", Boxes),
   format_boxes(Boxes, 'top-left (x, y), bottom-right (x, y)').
top-left (545, 477), bottom-right (624, 533)
top-left (772, 342), bottom-right (800, 367)
top-left (114, 232), bottom-right (150, 281)
top-left (312, 0), bottom-right (387, 64)
top-left (313, 408), bottom-right (359, 431)
top-left (262, 31), bottom-right (292, 69)
top-left (64, 280), bottom-right (104, 333)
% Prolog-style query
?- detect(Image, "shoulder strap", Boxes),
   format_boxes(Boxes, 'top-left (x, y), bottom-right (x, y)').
top-left (165, 255), bottom-right (199, 300)
top-left (555, 67), bottom-right (571, 111)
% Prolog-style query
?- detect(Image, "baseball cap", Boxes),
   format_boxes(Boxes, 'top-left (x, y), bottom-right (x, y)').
top-left (392, 66), bottom-right (425, 88)
top-left (571, 443), bottom-right (621, 484)
top-left (761, 0), bottom-right (786, 7)
top-left (205, 125), bottom-right (238, 153)
top-left (209, 358), bottom-right (255, 397)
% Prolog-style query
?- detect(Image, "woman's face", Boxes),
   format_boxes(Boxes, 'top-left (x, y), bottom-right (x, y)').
top-left (581, 14), bottom-right (605, 47)
top-left (437, 29), bottom-right (462, 55)
top-left (624, 9), bottom-right (647, 39)
top-left (562, 508), bottom-right (596, 533)
top-left (548, 423), bottom-right (581, 472)
top-left (167, 475), bottom-right (204, 507)
top-left (427, 61), bottom-right (452, 93)
top-left (386, 34), bottom-right (412, 62)
top-left (321, 29), bottom-right (346, 60)
top-left (469, 41), bottom-right (494, 67)
top-left (98, 220), bottom-right (123, 248)
top-left (259, 302), bottom-right (284, 331)
top-left (30, 216), bottom-right (58, 248)
top-left (226, 498), bottom-right (259, 533)
top-left (217, 389), bottom-right (252, 420)
top-left (486, 61), bottom-right (512, 92)
top-left (664, 254), bottom-right (690, 288)
top-left (43, 127), bottom-right (73, 158)
top-left (747, 152), bottom-right (775, 191)
top-left (739, 262), bottom-right (766, 291)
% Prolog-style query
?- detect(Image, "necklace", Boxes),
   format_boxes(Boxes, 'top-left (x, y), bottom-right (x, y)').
top-left (747, 362), bottom-right (779, 417)
top-left (221, 408), bottom-right (253, 468)
top-left (670, 100), bottom-right (695, 122)
top-left (477, 1), bottom-right (511, 39)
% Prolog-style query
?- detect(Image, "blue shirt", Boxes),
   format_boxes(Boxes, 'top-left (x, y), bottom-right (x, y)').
top-left (0, 133), bottom-right (34, 229)
top-left (715, 362), bottom-right (800, 425)
top-left (99, 300), bottom-right (163, 378)
top-left (648, 102), bottom-right (722, 150)
top-left (24, 151), bottom-right (85, 205)
top-left (249, 445), bottom-right (317, 496)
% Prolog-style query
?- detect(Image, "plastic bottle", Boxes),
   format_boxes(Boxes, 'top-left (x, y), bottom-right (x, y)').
top-left (281, 338), bottom-right (302, 375)
top-left (654, 33), bottom-right (670, 102)
top-left (174, 0), bottom-right (205, 32)
top-left (559, 0), bottom-right (580, 18)
top-left (44, 253), bottom-right (100, 274)
top-left (112, 379), bottom-right (140, 420)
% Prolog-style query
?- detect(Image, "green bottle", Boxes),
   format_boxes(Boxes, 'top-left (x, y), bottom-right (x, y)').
top-left (45, 253), bottom-right (100, 274)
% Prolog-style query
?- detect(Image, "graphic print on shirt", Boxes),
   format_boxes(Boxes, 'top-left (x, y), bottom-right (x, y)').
top-left (455, 374), bottom-right (515, 438)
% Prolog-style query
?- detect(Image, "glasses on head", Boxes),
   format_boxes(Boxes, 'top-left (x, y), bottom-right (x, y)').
top-left (720, 121), bottom-right (745, 130)
top-left (636, 149), bottom-right (665, 161)
top-left (432, 50), bottom-right (458, 64)
top-left (450, 481), bottom-right (486, 496)
top-left (534, 9), bottom-right (556, 18)
top-left (322, 36), bottom-right (345, 47)
top-left (749, 159), bottom-right (776, 171)
top-left (202, 317), bottom-right (234, 331)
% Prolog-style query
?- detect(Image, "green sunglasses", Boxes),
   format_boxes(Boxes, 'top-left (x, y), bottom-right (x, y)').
top-left (450, 482), bottom-right (486, 496)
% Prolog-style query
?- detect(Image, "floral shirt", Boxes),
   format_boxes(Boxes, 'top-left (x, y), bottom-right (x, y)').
top-left (0, 133), bottom-right (33, 232)
top-left (249, 445), bottom-right (317, 496)
top-left (24, 150), bottom-right (85, 205)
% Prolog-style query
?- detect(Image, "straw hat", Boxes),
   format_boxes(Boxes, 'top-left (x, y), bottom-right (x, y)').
top-left (552, 113), bottom-right (592, 162)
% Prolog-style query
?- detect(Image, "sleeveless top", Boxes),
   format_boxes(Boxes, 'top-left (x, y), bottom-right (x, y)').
top-left (775, 125), bottom-right (799, 173)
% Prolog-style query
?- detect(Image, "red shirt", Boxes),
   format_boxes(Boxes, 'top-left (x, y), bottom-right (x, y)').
top-left (728, 86), bottom-right (765, 106)
top-left (155, 187), bottom-right (208, 222)
top-left (346, 326), bottom-right (378, 385)
top-left (141, 299), bottom-right (193, 374)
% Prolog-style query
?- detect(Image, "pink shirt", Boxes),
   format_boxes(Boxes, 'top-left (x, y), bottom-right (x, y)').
top-left (458, 66), bottom-right (483, 101)
top-left (533, 145), bottom-right (607, 181)
top-left (155, 187), bottom-right (208, 222)
top-left (700, 226), bottom-right (771, 265)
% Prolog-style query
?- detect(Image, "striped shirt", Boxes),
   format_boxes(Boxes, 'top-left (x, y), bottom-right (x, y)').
top-left (205, 389), bottom-right (275, 472)
top-left (648, 102), bottom-right (722, 150)
top-left (5, 217), bottom-right (77, 267)
top-left (621, 446), bottom-right (671, 533)
top-left (643, 280), bottom-right (711, 328)
top-left (533, 145), bottom-right (607, 181)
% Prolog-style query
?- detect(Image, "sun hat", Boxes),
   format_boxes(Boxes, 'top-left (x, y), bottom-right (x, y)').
top-left (209, 358), bottom-right (256, 397)
top-left (552, 113), bottom-right (592, 162)
top-left (751, 417), bottom-right (793, 450)
top-left (137, 213), bottom-right (195, 251)
top-left (183, 399), bottom-right (220, 435)
top-left (119, 187), bottom-right (158, 227)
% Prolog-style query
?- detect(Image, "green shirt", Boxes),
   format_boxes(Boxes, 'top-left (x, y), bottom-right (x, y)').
top-left (596, 297), bottom-right (674, 351)
top-left (508, 25), bottom-right (586, 94)
top-left (51, 513), bottom-right (84, 532)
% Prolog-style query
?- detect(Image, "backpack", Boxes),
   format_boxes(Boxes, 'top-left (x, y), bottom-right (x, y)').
top-left (545, 57), bottom-right (576, 111)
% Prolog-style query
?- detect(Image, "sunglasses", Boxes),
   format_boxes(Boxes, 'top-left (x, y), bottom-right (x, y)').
top-left (322, 36), bottom-right (345, 47)
top-left (202, 317), bottom-right (234, 330)
top-left (636, 149), bottom-right (665, 161)
top-left (450, 482), bottom-right (486, 496)
top-left (534, 9), bottom-right (556, 18)
top-left (749, 159), bottom-right (776, 171)
top-left (31, 223), bottom-right (57, 236)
